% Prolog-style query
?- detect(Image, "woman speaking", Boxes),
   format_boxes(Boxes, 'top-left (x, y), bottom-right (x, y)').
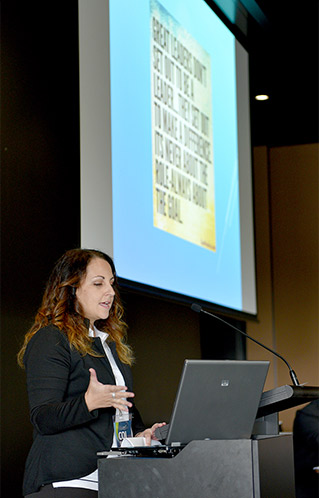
top-left (18, 248), bottom-right (164, 497)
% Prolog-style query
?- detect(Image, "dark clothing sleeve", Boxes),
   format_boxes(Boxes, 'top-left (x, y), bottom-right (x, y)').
top-left (25, 328), bottom-right (98, 435)
top-left (293, 400), bottom-right (319, 498)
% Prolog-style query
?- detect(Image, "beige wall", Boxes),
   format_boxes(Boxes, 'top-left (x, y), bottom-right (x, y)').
top-left (247, 144), bottom-right (319, 431)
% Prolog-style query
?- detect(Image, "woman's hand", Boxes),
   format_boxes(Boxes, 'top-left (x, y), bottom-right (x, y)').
top-left (85, 368), bottom-right (135, 412)
top-left (136, 422), bottom-right (167, 446)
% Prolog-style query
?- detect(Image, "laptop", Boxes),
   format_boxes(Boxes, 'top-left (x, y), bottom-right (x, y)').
top-left (98, 359), bottom-right (269, 457)
top-left (162, 359), bottom-right (269, 444)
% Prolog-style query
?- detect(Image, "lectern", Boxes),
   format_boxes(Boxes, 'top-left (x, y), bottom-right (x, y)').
top-left (253, 384), bottom-right (319, 435)
top-left (98, 386), bottom-right (319, 498)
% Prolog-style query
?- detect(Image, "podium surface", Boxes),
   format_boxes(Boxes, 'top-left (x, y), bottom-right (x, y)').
top-left (98, 435), bottom-right (295, 498)
top-left (256, 385), bottom-right (319, 418)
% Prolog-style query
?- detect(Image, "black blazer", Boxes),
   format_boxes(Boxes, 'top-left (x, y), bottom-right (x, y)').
top-left (22, 325), bottom-right (145, 496)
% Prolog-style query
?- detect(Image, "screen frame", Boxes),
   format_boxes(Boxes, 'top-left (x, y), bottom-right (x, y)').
top-left (78, 0), bottom-right (258, 320)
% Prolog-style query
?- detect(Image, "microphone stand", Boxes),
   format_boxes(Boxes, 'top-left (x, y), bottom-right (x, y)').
top-left (191, 303), bottom-right (300, 387)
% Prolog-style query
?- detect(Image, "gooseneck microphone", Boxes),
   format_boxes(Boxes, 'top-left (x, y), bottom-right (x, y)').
top-left (191, 303), bottom-right (300, 387)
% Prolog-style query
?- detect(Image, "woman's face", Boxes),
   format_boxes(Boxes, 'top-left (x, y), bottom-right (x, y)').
top-left (76, 257), bottom-right (115, 326)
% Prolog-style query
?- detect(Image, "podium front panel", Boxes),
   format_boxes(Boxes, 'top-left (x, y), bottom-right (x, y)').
top-left (98, 440), bottom-right (259, 498)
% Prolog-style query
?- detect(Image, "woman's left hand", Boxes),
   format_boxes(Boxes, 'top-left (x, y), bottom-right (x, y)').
top-left (136, 422), bottom-right (167, 446)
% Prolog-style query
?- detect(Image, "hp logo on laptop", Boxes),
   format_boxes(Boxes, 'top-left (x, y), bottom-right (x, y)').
top-left (221, 379), bottom-right (230, 387)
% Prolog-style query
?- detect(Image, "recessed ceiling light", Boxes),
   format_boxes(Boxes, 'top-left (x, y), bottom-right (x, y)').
top-left (255, 94), bottom-right (269, 101)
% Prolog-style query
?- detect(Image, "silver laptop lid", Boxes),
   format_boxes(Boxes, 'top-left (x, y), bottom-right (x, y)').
top-left (166, 359), bottom-right (269, 444)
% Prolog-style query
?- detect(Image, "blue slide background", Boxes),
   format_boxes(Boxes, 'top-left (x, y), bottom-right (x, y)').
top-left (109, 0), bottom-right (242, 311)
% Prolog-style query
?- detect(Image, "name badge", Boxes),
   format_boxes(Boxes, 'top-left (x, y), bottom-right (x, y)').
top-left (113, 412), bottom-right (133, 447)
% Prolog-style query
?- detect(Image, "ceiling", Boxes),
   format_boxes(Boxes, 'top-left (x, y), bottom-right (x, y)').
top-left (209, 0), bottom-right (319, 147)
top-left (3, 0), bottom-right (318, 148)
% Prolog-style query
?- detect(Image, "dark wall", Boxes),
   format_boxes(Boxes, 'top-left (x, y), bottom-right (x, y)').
top-left (1, 3), bottom-right (80, 496)
top-left (1, 3), bottom-right (244, 496)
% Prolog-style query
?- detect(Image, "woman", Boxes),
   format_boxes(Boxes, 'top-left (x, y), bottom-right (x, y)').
top-left (18, 249), bottom-right (164, 497)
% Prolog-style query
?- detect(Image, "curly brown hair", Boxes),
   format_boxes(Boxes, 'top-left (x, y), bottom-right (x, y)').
top-left (17, 249), bottom-right (134, 367)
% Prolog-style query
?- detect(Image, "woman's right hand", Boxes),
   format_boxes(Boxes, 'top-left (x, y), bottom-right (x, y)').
top-left (85, 368), bottom-right (135, 412)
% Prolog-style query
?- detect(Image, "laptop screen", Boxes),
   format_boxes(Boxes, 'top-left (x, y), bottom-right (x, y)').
top-left (166, 359), bottom-right (269, 444)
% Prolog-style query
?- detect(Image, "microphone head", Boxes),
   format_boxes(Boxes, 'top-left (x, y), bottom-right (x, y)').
top-left (191, 303), bottom-right (202, 313)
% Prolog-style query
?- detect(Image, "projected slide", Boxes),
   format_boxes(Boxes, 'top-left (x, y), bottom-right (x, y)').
top-left (109, 0), bottom-right (241, 310)
top-left (151, 1), bottom-right (216, 251)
